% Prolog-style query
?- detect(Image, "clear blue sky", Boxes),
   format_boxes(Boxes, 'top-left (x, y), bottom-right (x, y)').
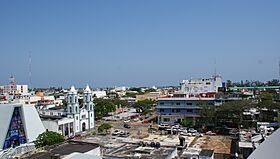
top-left (0, 0), bottom-right (279, 88)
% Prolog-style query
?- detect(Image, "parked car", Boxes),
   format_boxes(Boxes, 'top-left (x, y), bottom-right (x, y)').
top-left (112, 129), bottom-right (121, 136)
top-left (124, 123), bottom-right (131, 129)
top-left (188, 128), bottom-right (197, 133)
top-left (206, 131), bottom-right (217, 135)
top-left (159, 124), bottom-right (170, 130)
top-left (133, 118), bottom-right (140, 122)
top-left (124, 119), bottom-right (131, 123)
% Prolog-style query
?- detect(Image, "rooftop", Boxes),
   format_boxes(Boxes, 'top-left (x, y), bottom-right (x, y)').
top-left (23, 141), bottom-right (99, 159)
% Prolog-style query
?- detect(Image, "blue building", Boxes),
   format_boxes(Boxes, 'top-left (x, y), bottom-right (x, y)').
top-left (156, 97), bottom-right (221, 124)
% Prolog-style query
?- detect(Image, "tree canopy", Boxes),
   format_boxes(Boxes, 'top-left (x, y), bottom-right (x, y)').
top-left (257, 100), bottom-right (280, 110)
top-left (134, 99), bottom-right (156, 113)
top-left (34, 131), bottom-right (65, 148)
top-left (98, 123), bottom-right (112, 133)
top-left (94, 98), bottom-right (116, 119)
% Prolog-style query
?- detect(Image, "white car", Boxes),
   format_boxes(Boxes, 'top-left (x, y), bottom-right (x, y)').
top-left (124, 120), bottom-right (130, 123)
top-left (133, 118), bottom-right (140, 122)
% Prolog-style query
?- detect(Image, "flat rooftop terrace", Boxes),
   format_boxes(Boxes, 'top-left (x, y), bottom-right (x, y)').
top-left (22, 141), bottom-right (99, 159)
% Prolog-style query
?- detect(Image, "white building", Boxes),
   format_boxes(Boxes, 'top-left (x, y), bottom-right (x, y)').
top-left (0, 103), bottom-right (46, 150)
top-left (1, 76), bottom-right (28, 95)
top-left (92, 90), bottom-right (107, 98)
top-left (41, 85), bottom-right (95, 137)
top-left (41, 117), bottom-right (74, 137)
top-left (180, 75), bottom-right (222, 95)
top-left (67, 85), bottom-right (95, 132)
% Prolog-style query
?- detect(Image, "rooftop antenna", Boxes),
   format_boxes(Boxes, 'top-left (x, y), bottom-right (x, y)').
top-left (10, 74), bottom-right (15, 83)
top-left (214, 58), bottom-right (217, 77)
top-left (29, 52), bottom-right (32, 90)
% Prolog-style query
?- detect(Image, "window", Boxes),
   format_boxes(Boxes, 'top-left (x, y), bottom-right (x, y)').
top-left (163, 118), bottom-right (170, 122)
top-left (58, 113), bottom-right (61, 116)
top-left (76, 116), bottom-right (78, 120)
top-left (206, 82), bottom-right (211, 85)
top-left (176, 102), bottom-right (180, 105)
top-left (176, 109), bottom-right (181, 113)
top-left (58, 125), bottom-right (62, 131)
top-left (172, 109), bottom-right (175, 112)
top-left (50, 112), bottom-right (53, 116)
top-left (91, 113), bottom-right (93, 117)
top-left (69, 107), bottom-right (72, 113)
top-left (187, 103), bottom-right (192, 106)
top-left (75, 107), bottom-right (78, 112)
top-left (160, 109), bottom-right (164, 112)
top-left (160, 102), bottom-right (164, 105)
top-left (187, 109), bottom-right (192, 113)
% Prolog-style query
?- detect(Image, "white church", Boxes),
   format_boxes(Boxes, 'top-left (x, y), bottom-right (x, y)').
top-left (66, 85), bottom-right (95, 132)
top-left (40, 85), bottom-right (95, 137)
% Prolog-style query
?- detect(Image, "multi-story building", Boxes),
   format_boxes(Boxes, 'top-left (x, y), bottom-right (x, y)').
top-left (156, 97), bottom-right (221, 124)
top-left (1, 76), bottom-right (28, 95)
top-left (156, 75), bottom-right (227, 124)
top-left (180, 75), bottom-right (222, 95)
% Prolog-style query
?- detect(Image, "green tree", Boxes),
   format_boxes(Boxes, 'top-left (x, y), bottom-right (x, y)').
top-left (126, 92), bottom-right (137, 98)
top-left (134, 99), bottom-right (156, 113)
top-left (257, 100), bottom-right (280, 110)
top-left (94, 99), bottom-right (116, 119)
top-left (34, 131), bottom-right (65, 148)
top-left (216, 100), bottom-right (254, 128)
top-left (266, 79), bottom-right (280, 86)
top-left (98, 123), bottom-right (112, 133)
top-left (110, 99), bottom-right (130, 108)
top-left (260, 91), bottom-right (277, 101)
top-left (180, 118), bottom-right (194, 127)
top-left (198, 101), bottom-right (216, 127)
top-left (226, 80), bottom-right (232, 87)
top-left (129, 88), bottom-right (142, 93)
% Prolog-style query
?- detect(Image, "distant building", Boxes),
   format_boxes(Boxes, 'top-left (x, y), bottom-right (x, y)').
top-left (1, 75), bottom-right (28, 95)
top-left (0, 103), bottom-right (46, 150)
top-left (92, 90), bottom-right (107, 98)
top-left (180, 75), bottom-right (222, 95)
top-left (136, 92), bottom-right (163, 101)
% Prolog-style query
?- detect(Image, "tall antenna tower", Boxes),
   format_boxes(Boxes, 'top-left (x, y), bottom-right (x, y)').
top-left (29, 52), bottom-right (32, 90)
top-left (278, 59), bottom-right (280, 79)
top-left (214, 58), bottom-right (217, 76)
top-left (279, 59), bottom-right (280, 100)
